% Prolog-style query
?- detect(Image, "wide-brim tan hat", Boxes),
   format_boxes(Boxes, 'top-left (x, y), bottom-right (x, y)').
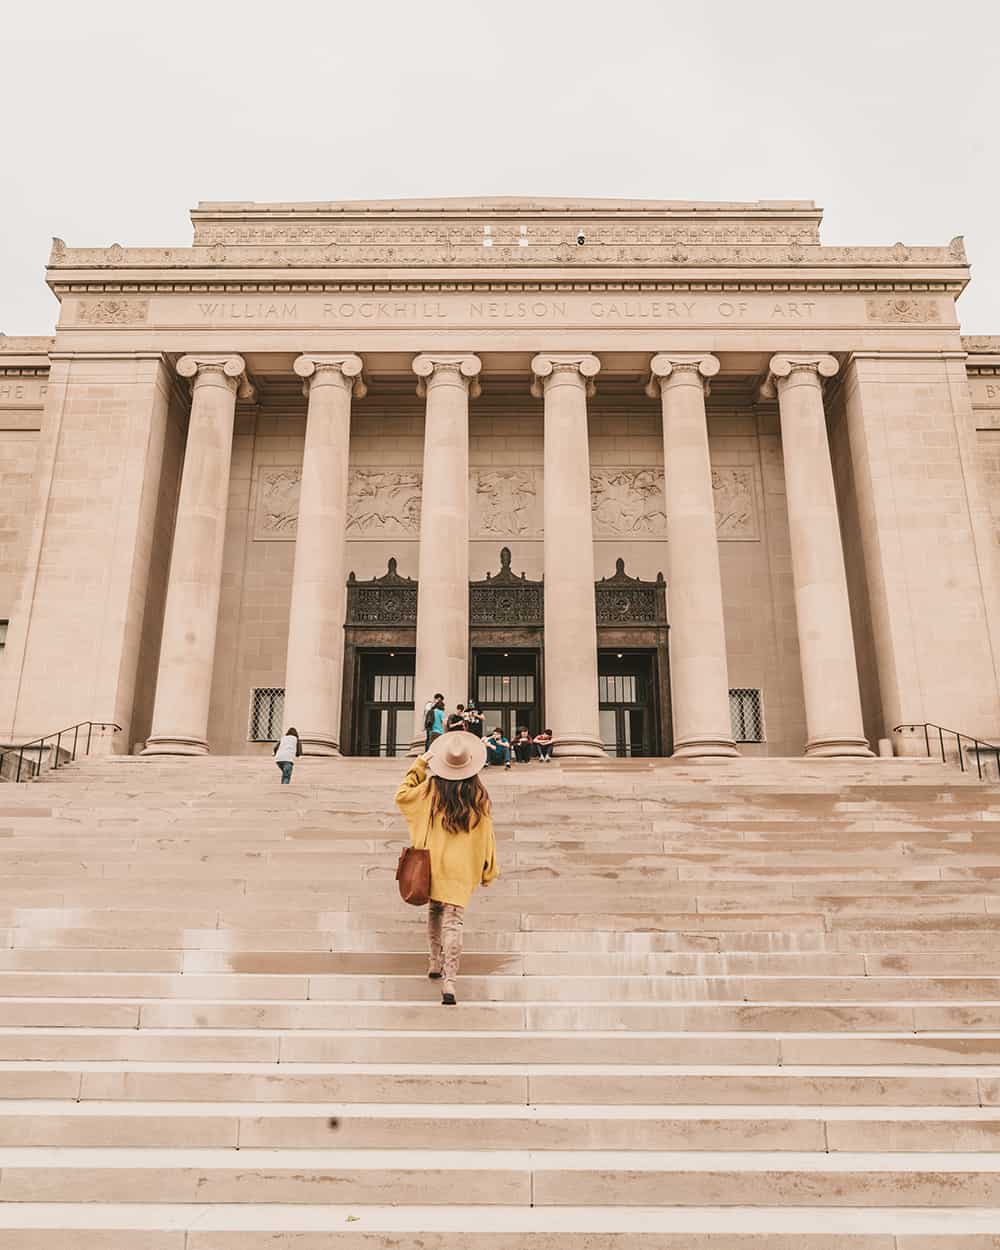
top-left (426, 731), bottom-right (488, 781)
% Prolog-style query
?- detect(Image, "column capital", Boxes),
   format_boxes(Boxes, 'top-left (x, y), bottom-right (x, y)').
top-left (176, 354), bottom-right (255, 400)
top-left (294, 353), bottom-right (366, 398)
top-left (412, 353), bottom-right (482, 398)
top-left (645, 352), bottom-right (719, 398)
top-left (530, 353), bottom-right (601, 398)
top-left (759, 353), bottom-right (839, 399)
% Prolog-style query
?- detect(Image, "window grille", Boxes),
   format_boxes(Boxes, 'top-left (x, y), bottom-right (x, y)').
top-left (729, 688), bottom-right (764, 742)
top-left (248, 687), bottom-right (285, 741)
top-left (0, 620), bottom-right (7, 655)
top-left (371, 673), bottom-right (415, 704)
top-left (478, 674), bottom-right (535, 704)
top-left (599, 675), bottom-right (638, 704)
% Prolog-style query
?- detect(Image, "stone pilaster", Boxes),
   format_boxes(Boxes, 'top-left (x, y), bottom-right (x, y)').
top-left (648, 353), bottom-right (738, 757)
top-left (143, 355), bottom-right (251, 755)
top-left (764, 353), bottom-right (872, 757)
top-left (531, 353), bottom-right (605, 758)
top-left (411, 353), bottom-right (481, 734)
top-left (282, 354), bottom-right (365, 756)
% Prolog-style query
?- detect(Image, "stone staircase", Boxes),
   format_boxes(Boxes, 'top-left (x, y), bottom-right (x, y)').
top-left (1, 752), bottom-right (1000, 1246)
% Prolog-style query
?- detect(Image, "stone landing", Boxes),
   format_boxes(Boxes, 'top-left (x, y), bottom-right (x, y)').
top-left (0, 755), bottom-right (999, 1245)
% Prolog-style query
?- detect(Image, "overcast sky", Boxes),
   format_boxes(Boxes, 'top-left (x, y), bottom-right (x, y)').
top-left (2, 0), bottom-right (997, 336)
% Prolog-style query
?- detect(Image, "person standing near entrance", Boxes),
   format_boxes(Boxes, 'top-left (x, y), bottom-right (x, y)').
top-left (445, 704), bottom-right (468, 734)
top-left (394, 731), bottom-right (498, 1005)
top-left (423, 694), bottom-right (445, 750)
top-left (464, 703), bottom-right (484, 738)
top-left (272, 727), bottom-right (302, 784)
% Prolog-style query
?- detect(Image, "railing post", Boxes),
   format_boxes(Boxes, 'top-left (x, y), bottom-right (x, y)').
top-left (54, 732), bottom-right (62, 771)
top-left (72, 724), bottom-right (79, 762)
top-left (37, 739), bottom-right (44, 778)
top-left (923, 724), bottom-right (931, 757)
top-left (938, 726), bottom-right (946, 764)
top-left (86, 723), bottom-right (93, 754)
top-left (975, 740), bottom-right (983, 780)
top-left (15, 748), bottom-right (22, 784)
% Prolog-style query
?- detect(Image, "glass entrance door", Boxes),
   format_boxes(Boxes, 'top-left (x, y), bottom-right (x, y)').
top-left (473, 649), bottom-right (541, 741)
top-left (598, 650), bottom-right (657, 757)
top-left (357, 651), bottom-right (415, 757)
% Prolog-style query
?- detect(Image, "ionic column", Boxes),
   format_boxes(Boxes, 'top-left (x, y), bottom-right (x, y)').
top-left (411, 354), bottom-right (481, 729)
top-left (647, 353), bottom-right (738, 757)
top-left (283, 354), bottom-right (365, 755)
top-left (764, 354), bottom-right (872, 756)
top-left (531, 353), bottom-right (604, 757)
top-left (144, 355), bottom-right (251, 755)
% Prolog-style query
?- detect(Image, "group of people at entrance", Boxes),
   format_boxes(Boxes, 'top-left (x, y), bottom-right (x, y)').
top-left (423, 693), bottom-right (553, 768)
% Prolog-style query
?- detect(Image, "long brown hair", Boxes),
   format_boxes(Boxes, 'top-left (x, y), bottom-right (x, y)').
top-left (428, 774), bottom-right (491, 834)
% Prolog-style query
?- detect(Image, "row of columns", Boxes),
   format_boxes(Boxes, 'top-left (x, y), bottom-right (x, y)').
top-left (142, 350), bottom-right (872, 759)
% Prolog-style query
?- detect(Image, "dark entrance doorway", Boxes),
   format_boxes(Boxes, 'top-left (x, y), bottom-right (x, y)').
top-left (472, 649), bottom-right (542, 740)
top-left (598, 649), bottom-right (658, 757)
top-left (356, 649), bottom-right (416, 757)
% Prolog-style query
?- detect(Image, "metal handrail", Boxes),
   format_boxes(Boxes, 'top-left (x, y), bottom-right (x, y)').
top-left (893, 722), bottom-right (1000, 781)
top-left (0, 721), bottom-right (122, 783)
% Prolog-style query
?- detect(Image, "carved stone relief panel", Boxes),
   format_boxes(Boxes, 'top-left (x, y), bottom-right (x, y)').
top-left (75, 298), bottom-right (149, 324)
top-left (470, 468), bottom-right (541, 538)
top-left (346, 470), bottom-right (423, 537)
top-left (591, 469), bottom-right (668, 539)
top-left (590, 466), bottom-right (760, 541)
top-left (864, 296), bottom-right (940, 324)
top-left (712, 467), bottom-right (759, 540)
top-left (253, 467), bottom-right (301, 541)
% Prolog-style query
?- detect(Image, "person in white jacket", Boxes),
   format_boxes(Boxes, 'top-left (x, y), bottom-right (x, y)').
top-left (272, 727), bottom-right (302, 784)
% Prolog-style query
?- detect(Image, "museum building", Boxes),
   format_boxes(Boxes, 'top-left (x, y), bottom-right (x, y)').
top-left (1, 197), bottom-right (999, 760)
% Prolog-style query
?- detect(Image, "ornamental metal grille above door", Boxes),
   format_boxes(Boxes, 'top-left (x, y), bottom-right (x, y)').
top-left (345, 558), bottom-right (418, 626)
top-left (470, 547), bottom-right (543, 627)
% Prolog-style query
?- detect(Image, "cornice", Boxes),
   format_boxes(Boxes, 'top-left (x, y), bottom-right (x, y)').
top-left (45, 276), bottom-right (967, 299)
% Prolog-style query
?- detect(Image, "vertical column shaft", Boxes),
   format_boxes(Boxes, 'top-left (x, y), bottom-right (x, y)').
top-left (411, 354), bottom-right (480, 729)
top-left (767, 353), bottom-right (872, 757)
top-left (283, 354), bottom-right (364, 755)
top-left (649, 353), bottom-right (738, 757)
top-left (532, 353), bottom-right (604, 757)
top-left (143, 355), bottom-right (248, 755)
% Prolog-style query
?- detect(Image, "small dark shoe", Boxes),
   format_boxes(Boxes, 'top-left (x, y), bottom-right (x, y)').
top-left (441, 992), bottom-right (457, 1005)
top-left (428, 971), bottom-right (442, 980)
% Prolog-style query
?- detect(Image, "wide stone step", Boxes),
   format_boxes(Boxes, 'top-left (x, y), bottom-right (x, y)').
top-left (5, 1101), bottom-right (1000, 1151)
top-left (2, 1146), bottom-right (1000, 1206)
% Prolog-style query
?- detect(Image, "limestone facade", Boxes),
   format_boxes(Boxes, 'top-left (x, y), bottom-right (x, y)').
top-left (0, 198), bottom-right (996, 758)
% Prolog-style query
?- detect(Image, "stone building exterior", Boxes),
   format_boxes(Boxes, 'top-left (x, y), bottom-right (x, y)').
top-left (0, 197), bottom-right (998, 759)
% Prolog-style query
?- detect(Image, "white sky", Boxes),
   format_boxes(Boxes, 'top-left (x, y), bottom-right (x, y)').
top-left (1, 0), bottom-right (998, 336)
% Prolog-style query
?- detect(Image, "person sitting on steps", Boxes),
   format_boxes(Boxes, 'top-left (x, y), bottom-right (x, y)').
top-left (394, 731), bottom-right (499, 1005)
top-left (533, 728), bottom-right (554, 762)
top-left (485, 727), bottom-right (512, 769)
top-left (513, 726), bottom-right (535, 763)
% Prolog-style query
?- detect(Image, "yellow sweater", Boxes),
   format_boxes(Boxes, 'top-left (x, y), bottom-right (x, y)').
top-left (394, 759), bottom-right (499, 908)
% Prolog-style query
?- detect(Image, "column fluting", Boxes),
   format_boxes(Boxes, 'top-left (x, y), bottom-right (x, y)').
top-left (532, 353), bottom-right (604, 758)
top-left (766, 353), bottom-right (872, 756)
top-left (282, 354), bottom-right (365, 755)
top-left (648, 353), bottom-right (738, 757)
top-left (411, 354), bottom-right (480, 735)
top-left (143, 354), bottom-right (250, 755)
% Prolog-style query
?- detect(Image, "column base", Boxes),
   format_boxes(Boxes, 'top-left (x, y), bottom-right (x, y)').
top-left (141, 735), bottom-right (209, 756)
top-left (804, 736), bottom-right (875, 758)
top-left (672, 736), bottom-right (740, 759)
top-left (552, 735), bottom-right (606, 759)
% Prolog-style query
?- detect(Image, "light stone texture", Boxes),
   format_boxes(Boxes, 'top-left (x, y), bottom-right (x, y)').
top-left (1, 198), bottom-right (998, 759)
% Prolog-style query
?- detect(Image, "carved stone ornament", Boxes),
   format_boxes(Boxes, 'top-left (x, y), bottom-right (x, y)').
top-left (76, 298), bottom-right (149, 325)
top-left (346, 470), bottom-right (422, 536)
top-left (590, 466), bottom-right (759, 541)
top-left (530, 353), bottom-right (601, 398)
top-left (595, 558), bottom-right (666, 625)
top-left (471, 469), bottom-right (541, 538)
top-left (865, 296), bottom-right (940, 324)
top-left (413, 353), bottom-right (482, 398)
top-left (346, 557), bottom-right (418, 626)
top-left (592, 469), bottom-right (667, 538)
top-left (253, 467), bottom-right (301, 541)
top-left (470, 547), bottom-right (544, 626)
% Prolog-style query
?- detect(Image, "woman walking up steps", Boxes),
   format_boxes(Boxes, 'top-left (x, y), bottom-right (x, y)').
top-left (394, 731), bottom-right (499, 1004)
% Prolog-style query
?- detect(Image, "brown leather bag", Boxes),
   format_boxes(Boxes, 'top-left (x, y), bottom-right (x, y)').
top-left (396, 845), bottom-right (431, 906)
